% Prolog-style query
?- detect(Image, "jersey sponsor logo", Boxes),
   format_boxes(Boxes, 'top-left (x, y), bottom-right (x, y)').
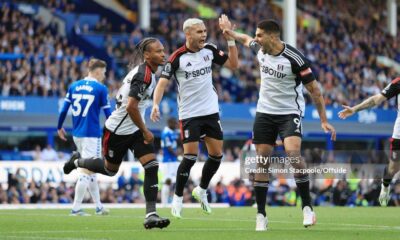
top-left (261, 65), bottom-right (287, 79)
top-left (300, 67), bottom-right (312, 77)
top-left (184, 66), bottom-right (212, 79)
top-left (75, 85), bottom-right (94, 92)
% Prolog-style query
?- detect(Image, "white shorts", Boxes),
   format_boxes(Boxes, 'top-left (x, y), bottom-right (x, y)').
top-left (73, 137), bottom-right (102, 158)
top-left (73, 137), bottom-right (102, 175)
top-left (162, 162), bottom-right (179, 182)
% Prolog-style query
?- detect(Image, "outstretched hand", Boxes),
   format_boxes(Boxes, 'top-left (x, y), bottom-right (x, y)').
top-left (219, 14), bottom-right (235, 40)
top-left (338, 105), bottom-right (355, 120)
top-left (150, 105), bottom-right (160, 122)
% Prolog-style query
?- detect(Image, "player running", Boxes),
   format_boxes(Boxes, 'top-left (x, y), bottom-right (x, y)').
top-left (339, 77), bottom-right (400, 207)
top-left (58, 58), bottom-right (111, 216)
top-left (63, 38), bottom-right (170, 229)
top-left (150, 15), bottom-right (238, 218)
top-left (223, 19), bottom-right (336, 230)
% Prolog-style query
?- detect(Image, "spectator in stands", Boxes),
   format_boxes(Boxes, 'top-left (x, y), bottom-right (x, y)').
top-left (41, 144), bottom-right (58, 161)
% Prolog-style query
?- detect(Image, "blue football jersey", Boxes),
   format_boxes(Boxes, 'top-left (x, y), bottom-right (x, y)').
top-left (161, 127), bottom-right (178, 162)
top-left (64, 77), bottom-right (110, 137)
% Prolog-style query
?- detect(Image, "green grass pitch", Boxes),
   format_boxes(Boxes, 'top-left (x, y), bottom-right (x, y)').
top-left (0, 207), bottom-right (399, 240)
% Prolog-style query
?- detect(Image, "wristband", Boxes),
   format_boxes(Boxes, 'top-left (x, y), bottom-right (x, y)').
top-left (227, 40), bottom-right (236, 46)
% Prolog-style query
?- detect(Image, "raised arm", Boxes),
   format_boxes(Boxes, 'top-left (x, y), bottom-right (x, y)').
top-left (223, 29), bottom-right (254, 48)
top-left (218, 14), bottom-right (238, 69)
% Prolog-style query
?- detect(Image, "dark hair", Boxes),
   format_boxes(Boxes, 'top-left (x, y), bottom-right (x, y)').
top-left (128, 37), bottom-right (159, 69)
top-left (88, 58), bottom-right (107, 72)
top-left (257, 19), bottom-right (281, 34)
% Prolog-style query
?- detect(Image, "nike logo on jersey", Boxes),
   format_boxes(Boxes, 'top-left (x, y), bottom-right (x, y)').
top-left (261, 66), bottom-right (287, 79)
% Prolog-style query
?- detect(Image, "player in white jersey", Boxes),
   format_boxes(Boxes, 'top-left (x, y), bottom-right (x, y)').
top-left (57, 58), bottom-right (110, 216)
top-left (63, 38), bottom-right (170, 229)
top-left (339, 77), bottom-right (400, 207)
top-left (224, 19), bottom-right (336, 230)
top-left (150, 15), bottom-right (238, 218)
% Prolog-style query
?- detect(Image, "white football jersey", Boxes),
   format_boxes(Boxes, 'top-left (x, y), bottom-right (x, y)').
top-left (249, 40), bottom-right (316, 116)
top-left (105, 63), bottom-right (156, 135)
top-left (160, 43), bottom-right (228, 120)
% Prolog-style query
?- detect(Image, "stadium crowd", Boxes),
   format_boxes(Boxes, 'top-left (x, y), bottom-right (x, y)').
top-left (1, 0), bottom-right (399, 106)
top-left (2, 168), bottom-right (400, 207)
top-left (0, 4), bottom-right (121, 98)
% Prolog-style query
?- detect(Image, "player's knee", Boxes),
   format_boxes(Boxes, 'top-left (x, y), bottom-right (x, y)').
top-left (104, 166), bottom-right (118, 176)
top-left (178, 154), bottom-right (197, 173)
top-left (208, 154), bottom-right (223, 162)
top-left (183, 154), bottom-right (197, 162)
top-left (143, 160), bottom-right (159, 175)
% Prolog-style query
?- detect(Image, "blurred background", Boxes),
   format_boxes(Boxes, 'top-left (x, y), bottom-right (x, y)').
top-left (1, 0), bottom-right (400, 207)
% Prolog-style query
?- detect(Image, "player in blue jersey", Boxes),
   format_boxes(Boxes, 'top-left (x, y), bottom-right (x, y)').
top-left (160, 117), bottom-right (179, 205)
top-left (57, 58), bottom-right (111, 216)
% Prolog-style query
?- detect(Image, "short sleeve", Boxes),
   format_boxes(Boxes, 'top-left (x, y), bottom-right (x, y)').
top-left (128, 71), bottom-right (148, 101)
top-left (381, 78), bottom-right (400, 100)
top-left (204, 43), bottom-right (228, 66)
top-left (160, 56), bottom-right (179, 80)
top-left (249, 40), bottom-right (261, 54)
top-left (295, 60), bottom-right (315, 85)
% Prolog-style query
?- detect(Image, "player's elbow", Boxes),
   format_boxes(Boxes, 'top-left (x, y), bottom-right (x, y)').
top-left (226, 59), bottom-right (239, 70)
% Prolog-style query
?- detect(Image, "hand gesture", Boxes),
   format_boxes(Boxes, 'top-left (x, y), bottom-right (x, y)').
top-left (143, 129), bottom-right (154, 144)
top-left (219, 14), bottom-right (235, 40)
top-left (338, 105), bottom-right (355, 120)
top-left (57, 128), bottom-right (67, 141)
top-left (150, 105), bottom-right (160, 122)
top-left (321, 122), bottom-right (336, 141)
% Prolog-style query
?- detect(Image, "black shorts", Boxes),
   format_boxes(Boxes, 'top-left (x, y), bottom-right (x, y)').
top-left (390, 138), bottom-right (400, 161)
top-left (102, 128), bottom-right (155, 164)
top-left (179, 113), bottom-right (223, 144)
top-left (252, 112), bottom-right (302, 145)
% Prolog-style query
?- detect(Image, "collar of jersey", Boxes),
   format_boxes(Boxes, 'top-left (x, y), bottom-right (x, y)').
top-left (184, 44), bottom-right (197, 53)
top-left (84, 76), bottom-right (98, 82)
top-left (264, 41), bottom-right (286, 57)
top-left (145, 62), bottom-right (156, 73)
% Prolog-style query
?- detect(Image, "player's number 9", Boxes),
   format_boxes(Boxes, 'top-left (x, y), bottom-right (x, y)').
top-left (71, 94), bottom-right (95, 117)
